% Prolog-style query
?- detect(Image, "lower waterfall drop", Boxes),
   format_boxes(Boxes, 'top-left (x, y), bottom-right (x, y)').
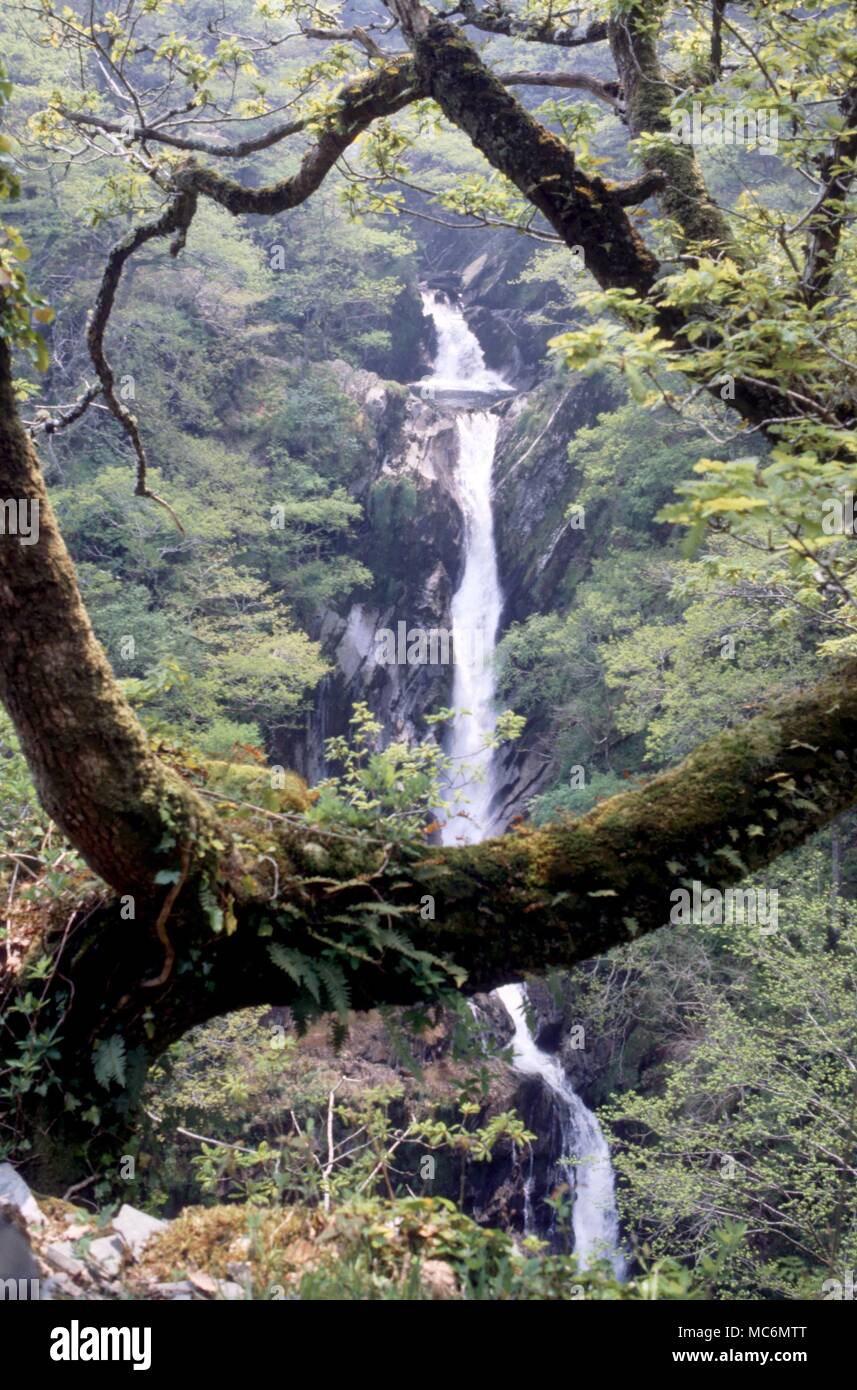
top-left (496, 983), bottom-right (625, 1277)
top-left (422, 287), bottom-right (624, 1274)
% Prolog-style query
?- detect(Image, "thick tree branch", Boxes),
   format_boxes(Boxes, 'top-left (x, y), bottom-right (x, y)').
top-left (385, 2), bottom-right (660, 293)
top-left (457, 2), bottom-right (609, 48)
top-left (497, 68), bottom-right (623, 110)
top-left (168, 57), bottom-right (425, 215)
top-left (608, 2), bottom-right (738, 253)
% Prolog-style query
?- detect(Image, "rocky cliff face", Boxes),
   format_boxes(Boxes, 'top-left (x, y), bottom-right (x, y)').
top-left (426, 225), bottom-right (558, 388)
top-left (285, 245), bottom-right (615, 825)
top-left (486, 371), bottom-right (622, 828)
top-left (280, 362), bottom-right (470, 781)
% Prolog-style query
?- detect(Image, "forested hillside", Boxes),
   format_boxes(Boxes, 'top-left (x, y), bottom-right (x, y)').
top-left (0, 0), bottom-right (855, 1318)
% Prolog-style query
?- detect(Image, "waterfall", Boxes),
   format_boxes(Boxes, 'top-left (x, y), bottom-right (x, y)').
top-left (496, 983), bottom-right (625, 1276)
top-left (421, 289), bottom-right (508, 843)
top-left (421, 288), bottom-right (623, 1274)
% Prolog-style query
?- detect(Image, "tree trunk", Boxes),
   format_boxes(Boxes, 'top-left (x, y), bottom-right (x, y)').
top-left (0, 338), bottom-right (214, 897)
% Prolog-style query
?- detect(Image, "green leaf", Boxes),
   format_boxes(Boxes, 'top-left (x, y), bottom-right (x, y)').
top-left (154, 868), bottom-right (181, 885)
top-left (268, 944), bottom-right (321, 1003)
top-left (92, 1034), bottom-right (126, 1091)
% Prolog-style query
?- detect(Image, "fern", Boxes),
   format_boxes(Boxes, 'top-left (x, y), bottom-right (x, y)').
top-left (373, 924), bottom-right (418, 957)
top-left (93, 1034), bottom-right (127, 1091)
top-left (316, 957), bottom-right (351, 1022)
top-left (199, 880), bottom-right (224, 934)
top-left (268, 944), bottom-right (320, 1003)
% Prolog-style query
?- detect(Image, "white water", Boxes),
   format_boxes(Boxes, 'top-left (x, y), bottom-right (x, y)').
top-left (496, 983), bottom-right (624, 1275)
top-left (422, 290), bottom-right (508, 844)
top-left (423, 289), bottom-right (623, 1272)
top-left (421, 289), bottom-right (510, 394)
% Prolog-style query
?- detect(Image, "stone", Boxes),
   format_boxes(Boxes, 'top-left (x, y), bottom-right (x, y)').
top-left (0, 1209), bottom-right (40, 1278)
top-left (63, 1221), bottom-right (92, 1240)
top-left (217, 1281), bottom-right (247, 1301)
top-left (150, 1280), bottom-right (196, 1300)
top-left (0, 1163), bottom-right (45, 1226)
top-left (44, 1241), bottom-right (88, 1280)
top-left (112, 1203), bottom-right (168, 1259)
top-left (188, 1269), bottom-right (219, 1296)
top-left (87, 1234), bottom-right (124, 1278)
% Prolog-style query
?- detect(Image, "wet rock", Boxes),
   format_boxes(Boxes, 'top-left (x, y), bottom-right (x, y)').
top-left (535, 1017), bottom-right (565, 1054)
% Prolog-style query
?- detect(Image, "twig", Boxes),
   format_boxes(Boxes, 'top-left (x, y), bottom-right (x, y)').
top-left (142, 841), bottom-right (192, 989)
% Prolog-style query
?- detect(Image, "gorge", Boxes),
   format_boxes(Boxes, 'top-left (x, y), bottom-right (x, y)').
top-left (3, 0), bottom-right (855, 1308)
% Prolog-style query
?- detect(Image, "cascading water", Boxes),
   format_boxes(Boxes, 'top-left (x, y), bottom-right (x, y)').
top-left (496, 983), bottom-right (625, 1276)
top-left (422, 288), bottom-right (623, 1274)
top-left (421, 289), bottom-right (508, 843)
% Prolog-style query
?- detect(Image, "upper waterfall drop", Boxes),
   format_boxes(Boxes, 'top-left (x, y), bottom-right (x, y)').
top-left (420, 290), bottom-right (509, 845)
top-left (420, 289), bottom-right (510, 394)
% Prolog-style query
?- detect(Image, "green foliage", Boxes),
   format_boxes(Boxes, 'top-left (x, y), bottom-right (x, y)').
top-left (530, 771), bottom-right (630, 826)
top-left (93, 1035), bottom-right (127, 1092)
top-left (0, 60), bottom-right (53, 371)
top-left (314, 701), bottom-right (449, 843)
top-left (140, 1005), bottom-right (524, 1213)
top-left (602, 850), bottom-right (857, 1300)
top-left (601, 552), bottom-right (817, 764)
top-left (293, 1194), bottom-right (715, 1301)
